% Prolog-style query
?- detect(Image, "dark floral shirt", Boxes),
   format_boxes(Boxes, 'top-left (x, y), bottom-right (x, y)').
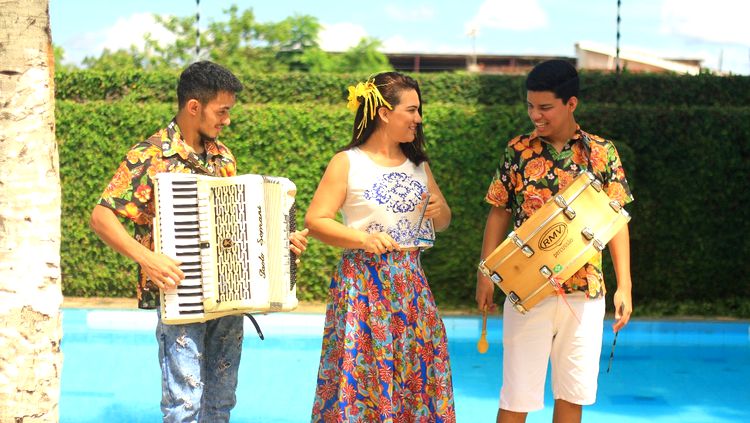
top-left (485, 126), bottom-right (633, 298)
top-left (98, 120), bottom-right (237, 309)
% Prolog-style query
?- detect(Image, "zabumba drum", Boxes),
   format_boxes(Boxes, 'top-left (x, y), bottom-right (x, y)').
top-left (478, 171), bottom-right (630, 314)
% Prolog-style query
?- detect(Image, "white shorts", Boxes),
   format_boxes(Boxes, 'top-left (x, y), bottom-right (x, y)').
top-left (499, 293), bottom-right (605, 412)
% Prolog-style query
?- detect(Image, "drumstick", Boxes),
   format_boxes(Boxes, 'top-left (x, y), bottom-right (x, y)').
top-left (415, 193), bottom-right (431, 232)
top-left (607, 304), bottom-right (623, 373)
top-left (416, 192), bottom-right (433, 245)
top-left (477, 305), bottom-right (489, 354)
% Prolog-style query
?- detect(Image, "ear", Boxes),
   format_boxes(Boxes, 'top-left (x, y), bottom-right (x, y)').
top-left (377, 106), bottom-right (390, 124)
top-left (186, 99), bottom-right (201, 116)
top-left (567, 96), bottom-right (578, 113)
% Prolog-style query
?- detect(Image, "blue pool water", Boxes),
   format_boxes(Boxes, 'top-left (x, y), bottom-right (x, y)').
top-left (60, 309), bottom-right (750, 422)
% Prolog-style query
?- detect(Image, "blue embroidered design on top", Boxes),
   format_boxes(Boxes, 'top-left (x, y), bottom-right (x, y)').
top-left (364, 222), bottom-right (386, 234)
top-left (364, 172), bottom-right (426, 213)
top-left (389, 217), bottom-right (417, 245)
top-left (365, 218), bottom-right (419, 246)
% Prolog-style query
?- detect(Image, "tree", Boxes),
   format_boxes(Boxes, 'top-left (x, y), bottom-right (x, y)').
top-left (81, 46), bottom-right (147, 71)
top-left (147, 6), bottom-right (324, 73)
top-left (299, 37), bottom-right (394, 74)
top-left (271, 14), bottom-right (323, 71)
top-left (53, 45), bottom-right (76, 72)
top-left (0, 1), bottom-right (63, 421)
top-left (79, 5), bottom-right (393, 74)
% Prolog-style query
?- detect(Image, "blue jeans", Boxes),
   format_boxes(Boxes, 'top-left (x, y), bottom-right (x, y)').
top-left (156, 312), bottom-right (244, 422)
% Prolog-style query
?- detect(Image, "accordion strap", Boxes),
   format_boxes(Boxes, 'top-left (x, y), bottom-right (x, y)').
top-left (244, 314), bottom-right (265, 340)
top-left (146, 134), bottom-right (216, 176)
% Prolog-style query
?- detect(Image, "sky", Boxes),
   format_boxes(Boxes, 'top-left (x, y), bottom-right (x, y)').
top-left (49, 0), bottom-right (750, 75)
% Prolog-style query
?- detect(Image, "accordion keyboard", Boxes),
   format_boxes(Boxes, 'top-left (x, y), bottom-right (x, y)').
top-left (157, 177), bottom-right (206, 316)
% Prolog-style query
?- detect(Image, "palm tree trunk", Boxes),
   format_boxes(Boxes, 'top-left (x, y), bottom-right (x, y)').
top-left (0, 1), bottom-right (63, 421)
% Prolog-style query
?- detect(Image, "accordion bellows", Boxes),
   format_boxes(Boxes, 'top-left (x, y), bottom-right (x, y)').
top-left (154, 173), bottom-right (298, 324)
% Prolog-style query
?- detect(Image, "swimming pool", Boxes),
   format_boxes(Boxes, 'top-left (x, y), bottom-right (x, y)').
top-left (60, 309), bottom-right (750, 422)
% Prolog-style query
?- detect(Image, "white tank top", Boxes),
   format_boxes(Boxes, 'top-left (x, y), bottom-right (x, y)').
top-left (341, 147), bottom-right (434, 249)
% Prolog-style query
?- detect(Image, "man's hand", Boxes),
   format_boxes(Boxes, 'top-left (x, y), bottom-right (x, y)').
top-left (138, 250), bottom-right (184, 290)
top-left (476, 273), bottom-right (498, 313)
top-left (290, 228), bottom-right (310, 263)
top-left (612, 289), bottom-right (632, 332)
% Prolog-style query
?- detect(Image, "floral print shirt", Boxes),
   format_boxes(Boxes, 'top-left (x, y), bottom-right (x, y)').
top-left (485, 126), bottom-right (633, 298)
top-left (98, 119), bottom-right (237, 309)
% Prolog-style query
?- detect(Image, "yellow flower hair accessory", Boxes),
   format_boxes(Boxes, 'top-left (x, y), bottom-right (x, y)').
top-left (346, 78), bottom-right (392, 138)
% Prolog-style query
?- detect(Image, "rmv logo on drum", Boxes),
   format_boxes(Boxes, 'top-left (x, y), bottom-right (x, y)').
top-left (538, 223), bottom-right (568, 251)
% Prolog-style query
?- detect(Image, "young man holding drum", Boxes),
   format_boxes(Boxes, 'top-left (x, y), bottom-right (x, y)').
top-left (475, 59), bottom-right (634, 423)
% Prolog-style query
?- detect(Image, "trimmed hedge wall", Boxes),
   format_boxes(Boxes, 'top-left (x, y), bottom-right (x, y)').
top-left (57, 71), bottom-right (750, 317)
top-left (56, 70), bottom-right (750, 106)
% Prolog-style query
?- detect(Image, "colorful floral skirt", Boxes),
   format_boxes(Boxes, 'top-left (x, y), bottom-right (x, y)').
top-left (311, 249), bottom-right (456, 423)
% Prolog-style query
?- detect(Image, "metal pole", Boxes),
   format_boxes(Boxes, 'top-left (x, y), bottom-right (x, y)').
top-left (195, 0), bottom-right (201, 61)
top-left (615, 0), bottom-right (621, 74)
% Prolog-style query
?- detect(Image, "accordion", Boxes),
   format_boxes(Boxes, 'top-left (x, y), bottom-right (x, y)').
top-left (154, 173), bottom-right (299, 324)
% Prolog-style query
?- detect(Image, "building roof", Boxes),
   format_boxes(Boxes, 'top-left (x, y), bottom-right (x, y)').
top-left (376, 42), bottom-right (703, 74)
top-left (575, 40), bottom-right (701, 75)
top-left (384, 52), bottom-right (574, 74)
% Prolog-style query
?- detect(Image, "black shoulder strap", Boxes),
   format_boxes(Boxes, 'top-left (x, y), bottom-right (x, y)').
top-left (145, 134), bottom-right (215, 176)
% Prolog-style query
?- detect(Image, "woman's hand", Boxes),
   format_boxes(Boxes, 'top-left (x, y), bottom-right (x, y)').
top-left (420, 192), bottom-right (447, 221)
top-left (362, 232), bottom-right (400, 254)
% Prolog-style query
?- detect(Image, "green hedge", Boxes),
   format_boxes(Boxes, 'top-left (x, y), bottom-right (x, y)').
top-left (56, 70), bottom-right (750, 106)
top-left (58, 93), bottom-right (750, 316)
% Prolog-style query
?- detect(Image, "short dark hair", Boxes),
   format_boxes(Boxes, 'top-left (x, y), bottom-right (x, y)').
top-left (177, 61), bottom-right (243, 108)
top-left (526, 59), bottom-right (579, 103)
top-left (343, 71), bottom-right (428, 165)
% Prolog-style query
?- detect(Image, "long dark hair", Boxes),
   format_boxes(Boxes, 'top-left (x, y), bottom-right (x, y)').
top-left (340, 72), bottom-right (429, 165)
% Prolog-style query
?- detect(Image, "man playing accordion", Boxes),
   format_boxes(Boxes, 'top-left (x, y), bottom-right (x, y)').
top-left (90, 60), bottom-right (308, 422)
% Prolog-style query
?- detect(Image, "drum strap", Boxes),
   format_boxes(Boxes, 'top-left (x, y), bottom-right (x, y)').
top-left (580, 134), bottom-right (604, 185)
top-left (548, 275), bottom-right (582, 324)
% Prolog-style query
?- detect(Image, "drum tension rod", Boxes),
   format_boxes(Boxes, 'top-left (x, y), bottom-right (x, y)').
top-left (508, 292), bottom-right (527, 314)
top-left (593, 239), bottom-right (605, 251)
top-left (610, 200), bottom-right (630, 218)
top-left (582, 228), bottom-right (605, 251)
top-left (511, 233), bottom-right (523, 248)
top-left (554, 195), bottom-right (568, 208)
top-left (540, 265), bottom-right (552, 278)
top-left (511, 234), bottom-right (534, 257)
top-left (555, 196), bottom-right (576, 220)
top-left (478, 261), bottom-right (503, 284)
